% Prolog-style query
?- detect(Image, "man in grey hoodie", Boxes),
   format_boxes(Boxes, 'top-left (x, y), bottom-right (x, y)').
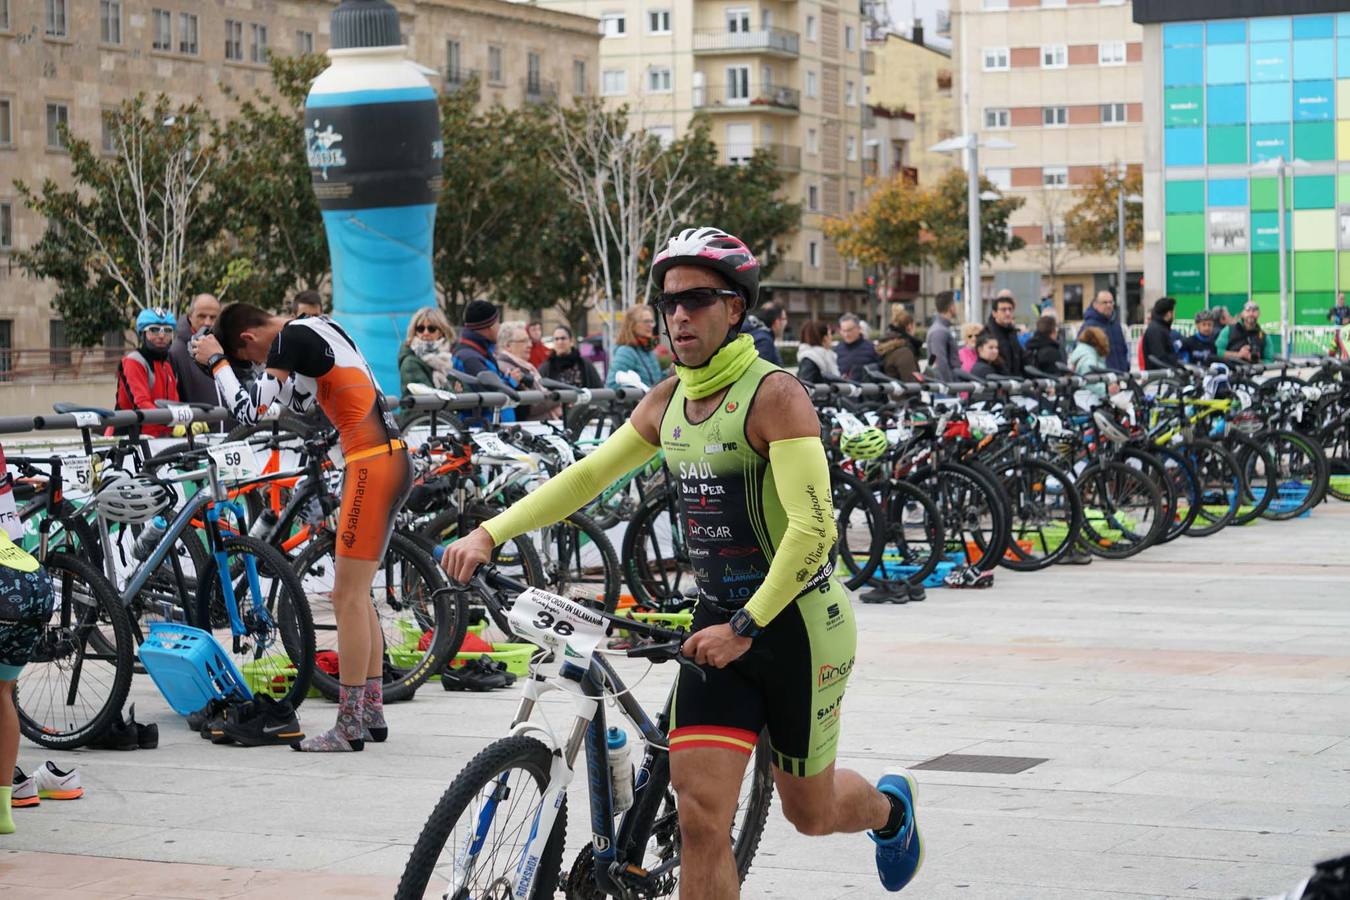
top-left (169, 293), bottom-right (226, 428)
top-left (925, 291), bottom-right (961, 382)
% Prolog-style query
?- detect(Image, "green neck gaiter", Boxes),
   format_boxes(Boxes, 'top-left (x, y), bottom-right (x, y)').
top-left (676, 334), bottom-right (759, 399)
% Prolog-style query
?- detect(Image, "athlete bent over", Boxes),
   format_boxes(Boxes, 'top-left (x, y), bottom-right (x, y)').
top-left (441, 228), bottom-right (922, 896)
top-left (195, 304), bottom-right (411, 752)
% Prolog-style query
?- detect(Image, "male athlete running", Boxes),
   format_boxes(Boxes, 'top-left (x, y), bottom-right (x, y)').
top-left (441, 227), bottom-right (922, 896)
top-left (194, 304), bottom-right (410, 752)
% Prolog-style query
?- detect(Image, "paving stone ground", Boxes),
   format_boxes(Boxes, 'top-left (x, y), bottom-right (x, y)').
top-left (2, 505), bottom-right (1348, 899)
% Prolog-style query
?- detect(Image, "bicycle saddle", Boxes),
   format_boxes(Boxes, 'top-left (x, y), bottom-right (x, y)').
top-left (51, 402), bottom-right (113, 416)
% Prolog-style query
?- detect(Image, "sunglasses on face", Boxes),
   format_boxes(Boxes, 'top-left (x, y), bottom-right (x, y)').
top-left (655, 287), bottom-right (739, 317)
top-left (415, 323), bottom-right (441, 335)
top-left (143, 325), bottom-right (173, 336)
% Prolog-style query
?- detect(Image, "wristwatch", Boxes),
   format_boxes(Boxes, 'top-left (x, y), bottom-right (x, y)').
top-left (728, 608), bottom-right (761, 639)
top-left (205, 353), bottom-right (227, 372)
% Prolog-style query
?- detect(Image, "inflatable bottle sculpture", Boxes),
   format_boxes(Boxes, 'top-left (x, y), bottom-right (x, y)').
top-left (305, 0), bottom-right (442, 393)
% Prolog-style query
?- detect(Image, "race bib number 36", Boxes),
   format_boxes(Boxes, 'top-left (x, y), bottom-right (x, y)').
top-left (507, 587), bottom-right (607, 665)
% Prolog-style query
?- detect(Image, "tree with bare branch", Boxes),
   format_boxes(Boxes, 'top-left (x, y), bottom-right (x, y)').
top-left (1031, 188), bottom-right (1080, 302)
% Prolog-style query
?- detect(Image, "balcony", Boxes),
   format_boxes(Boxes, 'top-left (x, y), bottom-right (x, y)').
top-left (862, 105), bottom-right (876, 130)
top-left (692, 27), bottom-right (800, 57)
top-left (766, 143), bottom-right (801, 170)
top-left (444, 68), bottom-right (479, 93)
top-left (693, 84), bottom-right (800, 114)
top-left (522, 78), bottom-right (559, 105)
top-left (768, 260), bottom-right (802, 283)
top-left (861, 50), bottom-right (876, 75)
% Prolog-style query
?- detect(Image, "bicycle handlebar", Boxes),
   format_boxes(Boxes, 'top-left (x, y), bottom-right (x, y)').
top-left (0, 405), bottom-right (228, 436)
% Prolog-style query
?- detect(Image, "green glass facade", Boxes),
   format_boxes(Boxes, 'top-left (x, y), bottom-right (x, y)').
top-left (1162, 13), bottom-right (1350, 323)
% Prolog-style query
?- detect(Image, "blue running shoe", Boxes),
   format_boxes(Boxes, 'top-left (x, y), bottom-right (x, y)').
top-left (869, 771), bottom-right (923, 891)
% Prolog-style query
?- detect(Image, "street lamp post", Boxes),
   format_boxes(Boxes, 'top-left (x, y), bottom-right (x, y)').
top-left (931, 134), bottom-right (1015, 324)
top-left (1252, 155), bottom-right (1308, 358)
top-left (1116, 182), bottom-right (1143, 325)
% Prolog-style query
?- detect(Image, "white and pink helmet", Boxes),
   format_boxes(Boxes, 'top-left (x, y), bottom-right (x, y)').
top-left (651, 227), bottom-right (760, 305)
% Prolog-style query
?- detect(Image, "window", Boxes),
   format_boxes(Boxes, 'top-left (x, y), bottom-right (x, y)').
top-left (600, 13), bottom-right (626, 37)
top-left (846, 134), bottom-right (857, 161)
top-left (0, 99), bottom-right (10, 145)
top-left (573, 59), bottom-right (588, 95)
top-left (648, 125), bottom-right (674, 146)
top-left (1042, 0), bottom-right (1066, 6)
top-left (647, 66), bottom-right (672, 93)
top-left (0, 320), bottom-right (11, 376)
top-left (726, 8), bottom-right (750, 33)
top-left (805, 15), bottom-right (817, 41)
top-left (225, 19), bottom-right (243, 60)
top-left (1043, 166), bottom-right (1068, 187)
top-left (726, 65), bottom-right (749, 101)
top-left (808, 184), bottom-right (819, 211)
top-left (100, 0), bottom-right (121, 44)
top-left (0, 202), bottom-right (11, 249)
top-left (806, 128), bottom-right (818, 154)
top-left (984, 108), bottom-right (1009, 129)
top-left (982, 48), bottom-right (1009, 71)
top-left (250, 23), bottom-right (268, 63)
top-left (648, 10), bottom-right (670, 34)
top-left (179, 13), bottom-right (198, 55)
top-left (986, 167), bottom-right (1011, 190)
top-left (488, 46), bottom-right (503, 83)
top-left (982, 0), bottom-right (1008, 8)
top-left (1042, 106), bottom-right (1067, 127)
top-left (45, 102), bottom-right (68, 150)
top-left (726, 123), bottom-right (753, 164)
top-left (847, 190), bottom-right (856, 211)
top-left (45, 0), bottom-right (66, 37)
top-left (0, 0), bottom-right (8, 31)
top-left (152, 9), bottom-right (171, 51)
top-left (50, 320), bottom-right (70, 367)
top-left (805, 70), bottom-right (818, 98)
top-left (808, 241), bottom-right (820, 268)
top-left (296, 30), bottom-right (314, 54)
top-left (1041, 45), bottom-right (1067, 68)
top-left (1045, 223), bottom-right (1066, 245)
top-left (845, 80), bottom-right (856, 105)
top-left (601, 69), bottom-right (627, 96)
top-left (1101, 102), bottom-right (1126, 124)
top-left (101, 109), bottom-right (117, 154)
top-left (845, 25), bottom-right (856, 51)
top-left (445, 40), bottom-right (462, 80)
top-left (527, 52), bottom-right (541, 92)
top-left (1098, 41), bottom-right (1125, 65)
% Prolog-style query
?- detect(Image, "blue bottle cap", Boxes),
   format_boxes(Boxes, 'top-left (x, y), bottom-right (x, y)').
top-left (606, 727), bottom-right (627, 750)
top-left (331, 0), bottom-right (401, 50)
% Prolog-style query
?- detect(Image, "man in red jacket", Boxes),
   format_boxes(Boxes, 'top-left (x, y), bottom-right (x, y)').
top-left (114, 308), bottom-right (181, 437)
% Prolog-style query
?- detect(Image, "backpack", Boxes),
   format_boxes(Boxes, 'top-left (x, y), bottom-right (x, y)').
top-left (116, 350), bottom-right (154, 405)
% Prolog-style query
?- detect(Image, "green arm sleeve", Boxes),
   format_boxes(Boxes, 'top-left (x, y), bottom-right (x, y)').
top-left (481, 422), bottom-right (660, 545)
top-left (1215, 326), bottom-right (1230, 355)
top-left (743, 436), bottom-right (838, 627)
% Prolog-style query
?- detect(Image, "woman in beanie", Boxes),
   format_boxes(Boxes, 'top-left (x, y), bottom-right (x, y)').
top-left (605, 304), bottom-right (664, 390)
top-left (398, 307), bottom-right (456, 393)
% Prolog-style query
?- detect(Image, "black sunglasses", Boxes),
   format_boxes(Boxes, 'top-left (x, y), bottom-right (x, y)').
top-left (415, 322), bottom-right (441, 334)
top-left (655, 288), bottom-right (740, 317)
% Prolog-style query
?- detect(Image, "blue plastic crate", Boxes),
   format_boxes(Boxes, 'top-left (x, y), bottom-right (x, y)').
top-left (137, 623), bottom-right (251, 715)
top-left (1268, 481), bottom-right (1312, 518)
top-left (877, 559), bottom-right (958, 588)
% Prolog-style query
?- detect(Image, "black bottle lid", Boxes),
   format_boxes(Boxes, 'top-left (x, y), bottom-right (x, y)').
top-left (331, 0), bottom-right (401, 50)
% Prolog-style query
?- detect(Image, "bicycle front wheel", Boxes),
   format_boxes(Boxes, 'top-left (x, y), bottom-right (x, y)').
top-left (397, 735), bottom-right (566, 900)
top-left (193, 534), bottom-right (316, 709)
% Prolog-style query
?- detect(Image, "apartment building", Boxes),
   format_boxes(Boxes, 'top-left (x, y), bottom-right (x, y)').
top-left (0, 0), bottom-right (599, 360)
top-left (538, 0), bottom-right (871, 324)
top-left (865, 24), bottom-right (959, 314)
top-left (951, 0), bottom-right (1144, 322)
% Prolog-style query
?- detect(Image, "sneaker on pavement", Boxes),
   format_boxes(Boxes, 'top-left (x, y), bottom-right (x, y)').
top-left (869, 771), bottom-right (923, 892)
top-left (33, 761), bottom-right (83, 801)
top-left (207, 698), bottom-right (257, 745)
top-left (942, 566), bottom-right (994, 590)
top-left (221, 695), bottom-right (304, 747)
top-left (187, 698), bottom-right (228, 733)
top-left (90, 708), bottom-right (140, 751)
top-left (10, 768), bottom-right (38, 808)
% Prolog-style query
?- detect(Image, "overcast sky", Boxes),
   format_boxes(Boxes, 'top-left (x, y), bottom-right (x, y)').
top-left (885, 0), bottom-right (951, 47)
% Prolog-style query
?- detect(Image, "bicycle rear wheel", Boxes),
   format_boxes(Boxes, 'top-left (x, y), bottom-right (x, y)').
top-left (832, 467), bottom-right (886, 590)
top-left (997, 457), bottom-right (1083, 571)
top-left (397, 735), bottom-right (566, 900)
top-left (1185, 440), bottom-right (1241, 537)
top-left (912, 463), bottom-right (1008, 572)
top-left (1260, 429), bottom-right (1329, 520)
top-left (17, 552), bottom-right (134, 749)
top-left (1224, 431), bottom-right (1277, 525)
top-left (1076, 461), bottom-right (1166, 559)
top-left (537, 510), bottom-right (622, 613)
top-left (622, 487), bottom-right (693, 610)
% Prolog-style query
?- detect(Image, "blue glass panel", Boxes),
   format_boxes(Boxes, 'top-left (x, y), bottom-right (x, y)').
top-left (1293, 39), bottom-right (1335, 80)
top-left (1294, 16), bottom-right (1333, 39)
top-left (1293, 80), bottom-right (1333, 121)
top-left (1251, 18), bottom-right (1292, 42)
top-left (1207, 20), bottom-right (1247, 44)
top-left (1206, 85), bottom-right (1246, 125)
top-left (1251, 82), bottom-right (1292, 123)
top-left (1251, 41), bottom-right (1292, 82)
top-left (1165, 46), bottom-right (1203, 87)
top-left (1166, 128), bottom-right (1205, 167)
top-left (1207, 44), bottom-right (1247, 84)
top-left (1164, 23), bottom-right (1204, 48)
top-left (1251, 123), bottom-right (1292, 163)
top-left (1251, 211), bottom-right (1289, 252)
top-left (1339, 39), bottom-right (1350, 77)
top-left (1339, 14), bottom-right (1350, 34)
top-left (1209, 178), bottom-right (1249, 207)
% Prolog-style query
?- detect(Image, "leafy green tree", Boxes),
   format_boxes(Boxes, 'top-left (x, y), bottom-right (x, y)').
top-left (1065, 165), bottom-right (1143, 255)
top-left (922, 169), bottom-right (1026, 272)
top-left (211, 53), bottom-right (331, 308)
top-left (822, 171), bottom-right (926, 273)
top-left (13, 94), bottom-right (222, 346)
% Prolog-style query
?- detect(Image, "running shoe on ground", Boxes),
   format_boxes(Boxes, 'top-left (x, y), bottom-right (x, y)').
top-left (442, 657), bottom-right (515, 692)
top-left (942, 566), bottom-right (994, 589)
top-left (870, 771), bottom-right (923, 892)
top-left (90, 707), bottom-right (140, 751)
top-left (221, 695), bottom-right (303, 747)
top-left (206, 698), bottom-right (257, 745)
top-left (187, 698), bottom-right (228, 733)
top-left (10, 768), bottom-right (38, 808)
top-left (33, 762), bottom-right (83, 801)
top-left (860, 585), bottom-right (909, 604)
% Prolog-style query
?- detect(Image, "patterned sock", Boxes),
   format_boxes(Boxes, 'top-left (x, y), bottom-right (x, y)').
top-left (292, 682), bottom-right (365, 752)
top-left (0, 787), bottom-right (13, 833)
top-left (363, 676), bottom-right (387, 741)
